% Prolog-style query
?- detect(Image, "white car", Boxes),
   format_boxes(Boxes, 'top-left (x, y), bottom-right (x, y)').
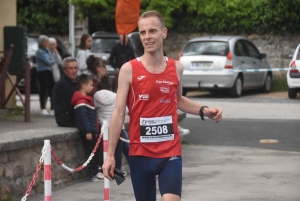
top-left (287, 44), bottom-right (300, 99)
top-left (179, 36), bottom-right (272, 97)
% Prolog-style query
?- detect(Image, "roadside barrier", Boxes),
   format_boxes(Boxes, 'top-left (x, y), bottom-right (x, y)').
top-left (20, 121), bottom-right (131, 201)
top-left (183, 67), bottom-right (290, 73)
top-left (103, 120), bottom-right (110, 201)
top-left (44, 140), bottom-right (52, 201)
top-left (21, 141), bottom-right (48, 201)
top-left (51, 134), bottom-right (103, 173)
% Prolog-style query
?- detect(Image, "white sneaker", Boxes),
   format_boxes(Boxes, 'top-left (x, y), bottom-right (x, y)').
top-left (178, 126), bottom-right (190, 136)
top-left (95, 172), bottom-right (104, 180)
top-left (41, 109), bottom-right (49, 115)
top-left (91, 175), bottom-right (103, 182)
top-left (48, 110), bottom-right (54, 116)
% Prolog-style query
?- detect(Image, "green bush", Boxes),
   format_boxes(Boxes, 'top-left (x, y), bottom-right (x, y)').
top-left (17, 0), bottom-right (69, 35)
top-left (17, 0), bottom-right (300, 35)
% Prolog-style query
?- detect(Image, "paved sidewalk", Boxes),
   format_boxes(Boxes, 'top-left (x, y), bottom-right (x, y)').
top-left (28, 145), bottom-right (300, 201)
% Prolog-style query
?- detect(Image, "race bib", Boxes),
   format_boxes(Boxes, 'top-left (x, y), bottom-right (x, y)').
top-left (140, 116), bottom-right (174, 143)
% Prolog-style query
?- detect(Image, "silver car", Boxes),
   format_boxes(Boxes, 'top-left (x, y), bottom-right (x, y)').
top-left (179, 36), bottom-right (272, 97)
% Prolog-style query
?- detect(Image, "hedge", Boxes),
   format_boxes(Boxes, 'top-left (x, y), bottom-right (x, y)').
top-left (17, 0), bottom-right (300, 35)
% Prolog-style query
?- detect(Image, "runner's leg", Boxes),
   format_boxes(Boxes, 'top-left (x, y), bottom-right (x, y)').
top-left (129, 156), bottom-right (157, 201)
top-left (159, 156), bottom-right (182, 201)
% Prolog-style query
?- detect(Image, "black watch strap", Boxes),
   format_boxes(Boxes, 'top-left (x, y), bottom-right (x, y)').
top-left (199, 106), bottom-right (208, 121)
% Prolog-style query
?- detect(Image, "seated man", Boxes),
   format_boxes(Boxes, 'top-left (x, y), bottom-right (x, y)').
top-left (52, 57), bottom-right (79, 127)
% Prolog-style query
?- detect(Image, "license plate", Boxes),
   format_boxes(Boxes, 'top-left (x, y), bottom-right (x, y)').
top-left (191, 62), bottom-right (212, 68)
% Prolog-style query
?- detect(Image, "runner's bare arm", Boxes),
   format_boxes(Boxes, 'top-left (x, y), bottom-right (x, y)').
top-left (102, 62), bottom-right (132, 178)
top-left (175, 61), bottom-right (222, 122)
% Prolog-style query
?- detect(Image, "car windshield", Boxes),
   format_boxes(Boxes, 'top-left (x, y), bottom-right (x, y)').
top-left (182, 41), bottom-right (228, 56)
top-left (27, 37), bottom-right (38, 56)
top-left (91, 38), bottom-right (119, 53)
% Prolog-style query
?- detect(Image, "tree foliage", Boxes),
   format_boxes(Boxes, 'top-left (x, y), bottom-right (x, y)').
top-left (17, 0), bottom-right (300, 35)
top-left (17, 0), bottom-right (69, 35)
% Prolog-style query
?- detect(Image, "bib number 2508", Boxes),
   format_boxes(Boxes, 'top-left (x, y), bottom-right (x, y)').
top-left (145, 125), bottom-right (168, 135)
top-left (140, 115), bottom-right (174, 142)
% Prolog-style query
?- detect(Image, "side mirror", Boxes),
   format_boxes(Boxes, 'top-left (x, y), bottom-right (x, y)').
top-left (288, 53), bottom-right (294, 58)
top-left (260, 53), bottom-right (266, 59)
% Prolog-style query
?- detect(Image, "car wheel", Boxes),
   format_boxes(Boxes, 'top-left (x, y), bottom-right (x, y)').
top-left (288, 87), bottom-right (297, 99)
top-left (262, 74), bottom-right (272, 93)
top-left (230, 76), bottom-right (243, 97)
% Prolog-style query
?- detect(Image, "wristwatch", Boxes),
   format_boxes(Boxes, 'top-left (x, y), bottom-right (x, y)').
top-left (199, 106), bottom-right (208, 121)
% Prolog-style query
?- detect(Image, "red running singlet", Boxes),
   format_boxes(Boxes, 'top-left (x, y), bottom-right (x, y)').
top-left (127, 57), bottom-right (181, 158)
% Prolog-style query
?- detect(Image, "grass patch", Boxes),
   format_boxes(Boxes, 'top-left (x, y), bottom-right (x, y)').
top-left (0, 106), bottom-right (25, 121)
top-left (272, 72), bottom-right (288, 92)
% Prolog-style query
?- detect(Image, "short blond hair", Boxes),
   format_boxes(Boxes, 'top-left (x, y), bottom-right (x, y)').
top-left (139, 10), bottom-right (165, 28)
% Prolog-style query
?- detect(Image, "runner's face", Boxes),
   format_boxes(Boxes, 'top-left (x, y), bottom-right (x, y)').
top-left (138, 16), bottom-right (167, 54)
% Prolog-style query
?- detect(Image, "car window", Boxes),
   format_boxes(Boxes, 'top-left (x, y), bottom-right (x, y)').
top-left (182, 41), bottom-right (228, 56)
top-left (91, 38), bottom-right (120, 53)
top-left (244, 40), bottom-right (260, 59)
top-left (129, 33), bottom-right (144, 57)
top-left (27, 37), bottom-right (38, 56)
top-left (296, 48), bottom-right (300, 60)
top-left (234, 40), bottom-right (247, 56)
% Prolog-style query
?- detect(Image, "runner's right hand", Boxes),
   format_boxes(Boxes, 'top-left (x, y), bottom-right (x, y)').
top-left (102, 156), bottom-right (116, 180)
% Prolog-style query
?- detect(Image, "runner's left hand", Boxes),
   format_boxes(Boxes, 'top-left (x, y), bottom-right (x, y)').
top-left (204, 107), bottom-right (222, 123)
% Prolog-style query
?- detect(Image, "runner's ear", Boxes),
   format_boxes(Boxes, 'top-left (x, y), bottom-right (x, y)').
top-left (162, 27), bottom-right (168, 39)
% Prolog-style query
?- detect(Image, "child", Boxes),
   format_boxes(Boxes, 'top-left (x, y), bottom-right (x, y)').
top-left (94, 75), bottom-right (129, 175)
top-left (71, 74), bottom-right (103, 181)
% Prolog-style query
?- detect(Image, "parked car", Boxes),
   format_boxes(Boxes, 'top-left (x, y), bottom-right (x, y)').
top-left (287, 45), bottom-right (300, 99)
top-left (178, 36), bottom-right (272, 97)
top-left (18, 35), bottom-right (70, 93)
top-left (89, 31), bottom-right (144, 80)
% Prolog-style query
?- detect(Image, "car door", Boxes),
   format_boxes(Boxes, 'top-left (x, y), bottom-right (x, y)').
top-left (233, 40), bottom-right (252, 87)
top-left (243, 40), bottom-right (265, 86)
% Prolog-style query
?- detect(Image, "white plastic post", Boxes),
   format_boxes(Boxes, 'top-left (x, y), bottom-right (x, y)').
top-left (44, 140), bottom-right (52, 201)
top-left (103, 120), bottom-right (110, 201)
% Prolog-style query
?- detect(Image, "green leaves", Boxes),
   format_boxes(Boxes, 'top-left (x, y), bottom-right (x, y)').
top-left (17, 0), bottom-right (300, 35)
top-left (17, 0), bottom-right (69, 35)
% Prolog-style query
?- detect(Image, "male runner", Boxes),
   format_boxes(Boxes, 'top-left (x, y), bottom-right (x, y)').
top-left (102, 10), bottom-right (223, 201)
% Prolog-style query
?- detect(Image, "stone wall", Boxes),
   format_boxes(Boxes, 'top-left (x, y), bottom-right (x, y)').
top-left (0, 128), bottom-right (87, 200)
top-left (163, 32), bottom-right (300, 69)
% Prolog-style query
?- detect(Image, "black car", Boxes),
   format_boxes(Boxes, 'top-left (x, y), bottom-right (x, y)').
top-left (90, 31), bottom-right (144, 80)
top-left (18, 36), bottom-right (70, 93)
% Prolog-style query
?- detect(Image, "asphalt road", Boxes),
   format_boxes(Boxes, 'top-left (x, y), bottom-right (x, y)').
top-left (182, 90), bottom-right (300, 152)
top-left (182, 118), bottom-right (300, 152)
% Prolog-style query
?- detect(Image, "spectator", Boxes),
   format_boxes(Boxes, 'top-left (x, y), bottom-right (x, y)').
top-left (52, 57), bottom-right (78, 127)
top-left (94, 75), bottom-right (128, 175)
top-left (48, 37), bottom-right (62, 82)
top-left (76, 33), bottom-right (92, 75)
top-left (71, 74), bottom-right (103, 181)
top-left (36, 35), bottom-right (55, 115)
top-left (86, 55), bottom-right (106, 96)
top-left (108, 34), bottom-right (135, 91)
